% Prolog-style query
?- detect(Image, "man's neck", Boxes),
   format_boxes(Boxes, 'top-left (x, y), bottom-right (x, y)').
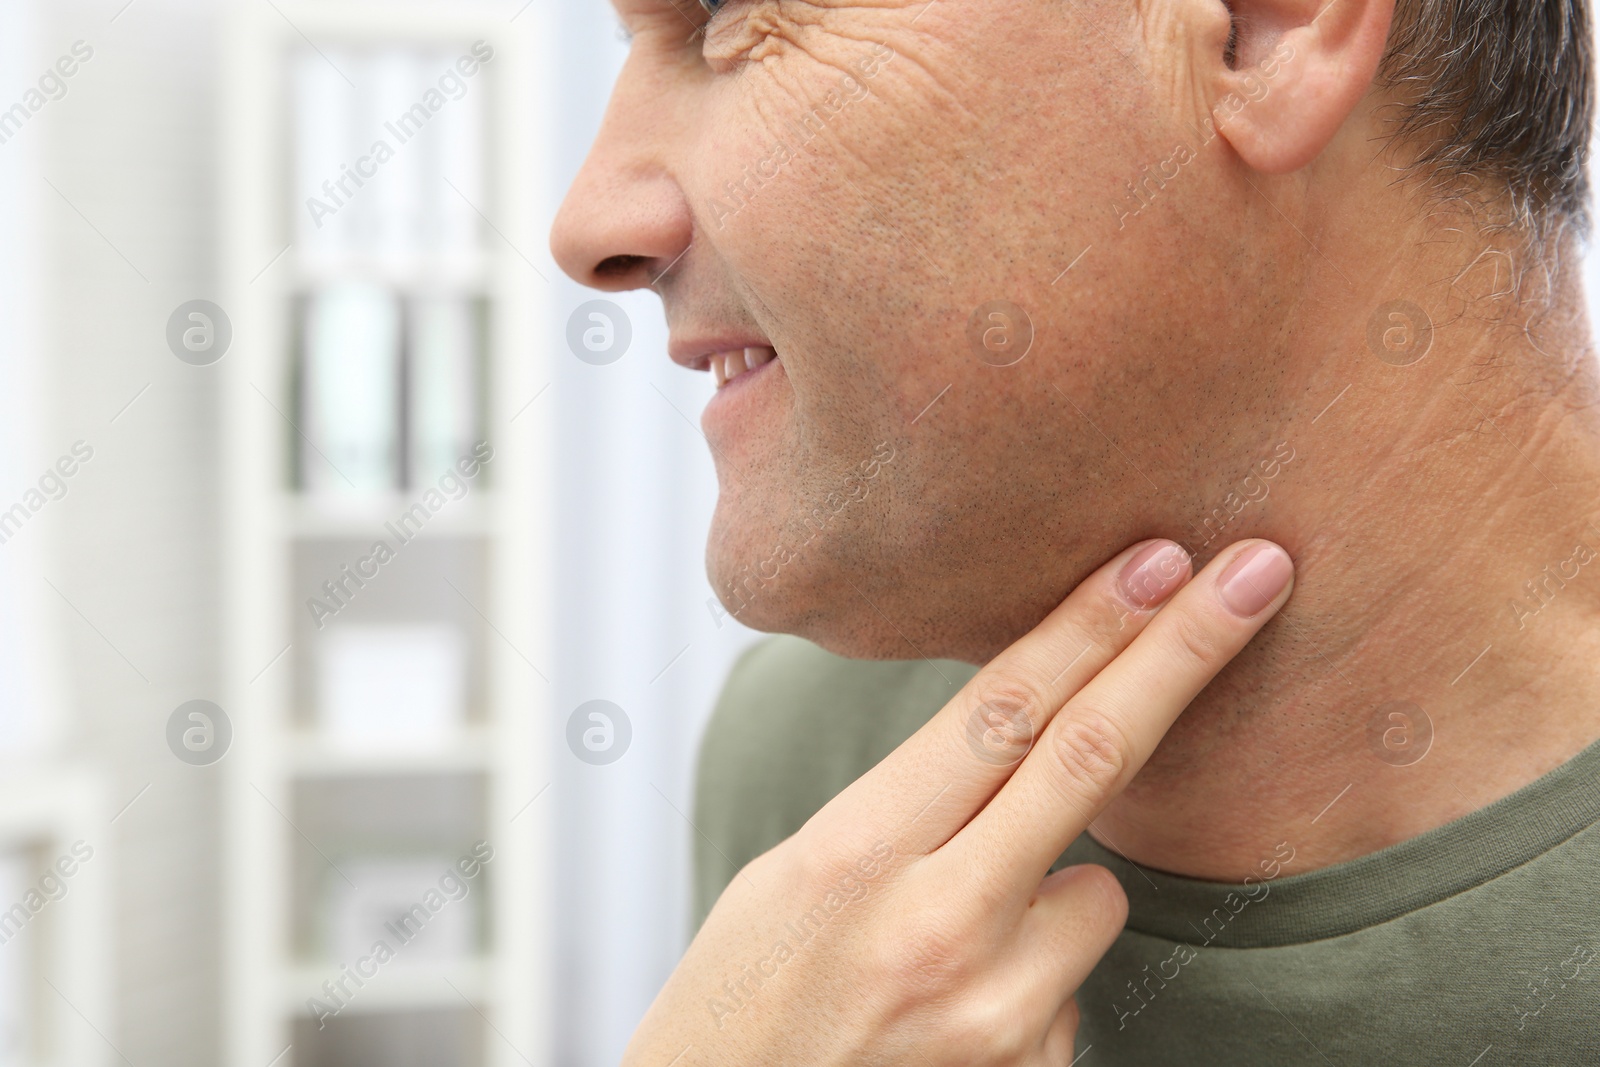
top-left (1093, 231), bottom-right (1600, 882)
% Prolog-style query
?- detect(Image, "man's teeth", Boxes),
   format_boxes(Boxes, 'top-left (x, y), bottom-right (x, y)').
top-left (711, 346), bottom-right (777, 389)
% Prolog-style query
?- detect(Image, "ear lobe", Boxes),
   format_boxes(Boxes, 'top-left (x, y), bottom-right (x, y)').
top-left (1211, 0), bottom-right (1395, 174)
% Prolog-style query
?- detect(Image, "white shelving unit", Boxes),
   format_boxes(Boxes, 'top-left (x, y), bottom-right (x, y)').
top-left (0, 770), bottom-right (108, 1067)
top-left (219, 5), bottom-right (553, 1066)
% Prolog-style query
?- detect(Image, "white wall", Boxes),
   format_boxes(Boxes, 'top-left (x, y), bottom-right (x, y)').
top-left (27, 0), bottom-right (229, 1062)
top-left (0, 0), bottom-right (54, 762)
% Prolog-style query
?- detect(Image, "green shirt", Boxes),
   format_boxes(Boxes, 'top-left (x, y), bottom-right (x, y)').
top-left (693, 635), bottom-right (1600, 1064)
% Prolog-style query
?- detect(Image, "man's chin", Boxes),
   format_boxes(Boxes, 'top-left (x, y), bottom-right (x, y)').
top-left (706, 557), bottom-right (819, 640)
top-left (725, 603), bottom-right (921, 663)
top-left (707, 564), bottom-right (992, 665)
top-left (704, 509), bottom-right (1003, 664)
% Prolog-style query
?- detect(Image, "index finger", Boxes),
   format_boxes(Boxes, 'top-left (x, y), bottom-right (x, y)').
top-left (809, 537), bottom-right (1193, 855)
top-left (945, 538), bottom-right (1295, 884)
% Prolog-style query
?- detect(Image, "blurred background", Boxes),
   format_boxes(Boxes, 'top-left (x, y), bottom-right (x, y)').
top-left (2, 2), bottom-right (1600, 1067)
top-left (0, 1), bottom-right (761, 1065)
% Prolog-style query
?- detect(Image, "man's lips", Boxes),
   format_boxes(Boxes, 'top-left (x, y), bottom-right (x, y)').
top-left (669, 336), bottom-right (780, 390)
top-left (709, 346), bottom-right (777, 388)
top-left (674, 326), bottom-right (788, 449)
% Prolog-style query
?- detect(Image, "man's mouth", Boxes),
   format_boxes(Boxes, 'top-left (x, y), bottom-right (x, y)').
top-left (683, 336), bottom-right (787, 448)
top-left (710, 346), bottom-right (778, 389)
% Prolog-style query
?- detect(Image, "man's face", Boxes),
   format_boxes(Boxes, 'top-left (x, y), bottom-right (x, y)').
top-left (553, 0), bottom-right (1305, 663)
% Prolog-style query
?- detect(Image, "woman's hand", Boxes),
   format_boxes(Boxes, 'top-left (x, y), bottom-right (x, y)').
top-left (626, 537), bottom-right (1295, 1066)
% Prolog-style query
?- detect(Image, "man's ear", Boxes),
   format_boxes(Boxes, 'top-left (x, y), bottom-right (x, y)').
top-left (1209, 0), bottom-right (1395, 174)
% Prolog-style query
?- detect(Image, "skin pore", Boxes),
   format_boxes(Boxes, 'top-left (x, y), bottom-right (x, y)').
top-left (551, 0), bottom-right (1600, 880)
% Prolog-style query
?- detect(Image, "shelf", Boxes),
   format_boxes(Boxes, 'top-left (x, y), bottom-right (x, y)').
top-left (284, 955), bottom-right (493, 1015)
top-left (223, 7), bottom-right (549, 1065)
top-left (286, 729), bottom-right (493, 777)
top-left (284, 494), bottom-right (496, 540)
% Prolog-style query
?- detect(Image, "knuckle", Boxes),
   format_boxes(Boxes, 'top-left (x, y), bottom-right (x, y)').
top-left (1072, 863), bottom-right (1131, 933)
top-left (963, 671), bottom-right (1049, 766)
top-left (869, 917), bottom-right (970, 997)
top-left (1047, 998), bottom-right (1083, 1059)
top-left (1061, 997), bottom-right (1082, 1032)
top-left (975, 670), bottom-right (1051, 724)
top-left (1048, 712), bottom-right (1130, 803)
top-left (751, 838), bottom-right (815, 897)
top-left (768, 830), bottom-right (841, 889)
top-left (949, 994), bottom-right (1034, 1060)
top-left (781, 831), bottom-right (896, 901)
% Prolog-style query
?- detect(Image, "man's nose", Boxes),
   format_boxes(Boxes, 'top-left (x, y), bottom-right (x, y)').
top-left (550, 134), bottom-right (694, 293)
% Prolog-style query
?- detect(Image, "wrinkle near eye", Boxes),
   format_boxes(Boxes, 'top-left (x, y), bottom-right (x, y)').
top-left (703, 0), bottom-right (824, 69)
top-left (619, 0), bottom-right (713, 47)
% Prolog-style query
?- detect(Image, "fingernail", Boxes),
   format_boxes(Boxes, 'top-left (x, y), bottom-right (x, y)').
top-left (1118, 540), bottom-right (1191, 609)
top-left (1217, 542), bottom-right (1293, 617)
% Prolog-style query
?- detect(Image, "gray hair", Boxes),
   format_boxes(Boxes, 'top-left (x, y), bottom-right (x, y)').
top-left (1381, 0), bottom-right (1592, 237)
